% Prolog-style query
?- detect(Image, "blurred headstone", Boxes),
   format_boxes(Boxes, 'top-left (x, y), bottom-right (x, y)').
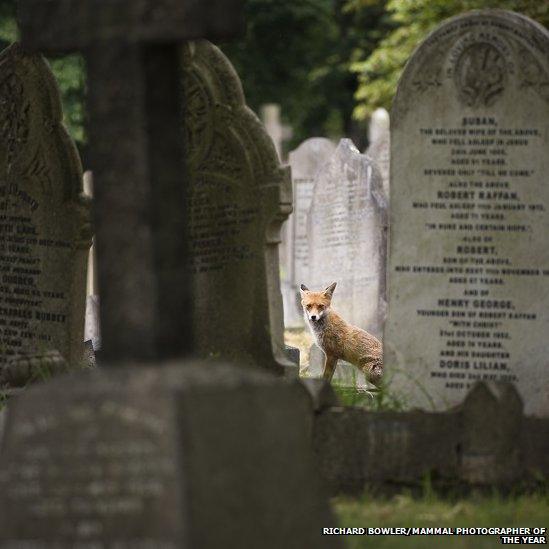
top-left (366, 108), bottom-right (390, 201)
top-left (0, 44), bottom-right (91, 386)
top-left (182, 42), bottom-right (296, 374)
top-left (385, 10), bottom-right (549, 416)
top-left (282, 138), bottom-right (336, 328)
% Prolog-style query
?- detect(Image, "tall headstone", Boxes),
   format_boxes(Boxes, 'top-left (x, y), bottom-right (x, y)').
top-left (0, 44), bottom-right (91, 384)
top-left (282, 138), bottom-right (336, 327)
top-left (182, 41), bottom-right (295, 373)
top-left (366, 107), bottom-right (390, 200)
top-left (385, 10), bottom-right (549, 416)
top-left (308, 139), bottom-right (387, 337)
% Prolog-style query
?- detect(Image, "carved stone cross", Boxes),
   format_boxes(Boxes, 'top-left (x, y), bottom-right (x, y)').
top-left (18, 0), bottom-right (244, 363)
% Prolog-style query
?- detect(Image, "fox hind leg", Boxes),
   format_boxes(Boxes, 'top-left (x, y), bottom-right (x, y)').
top-left (359, 356), bottom-right (383, 386)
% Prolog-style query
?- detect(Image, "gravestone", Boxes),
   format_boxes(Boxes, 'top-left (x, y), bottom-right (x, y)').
top-left (1, 1), bottom-right (338, 545)
top-left (366, 108), bottom-right (390, 200)
top-left (307, 139), bottom-right (387, 385)
top-left (308, 139), bottom-right (387, 335)
top-left (182, 41), bottom-right (296, 373)
top-left (0, 363), bottom-right (338, 547)
top-left (385, 10), bottom-right (549, 416)
top-left (0, 44), bottom-right (91, 385)
top-left (283, 138), bottom-right (336, 328)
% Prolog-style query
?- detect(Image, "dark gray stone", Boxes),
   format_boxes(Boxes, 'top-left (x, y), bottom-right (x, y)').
top-left (312, 381), bottom-right (545, 494)
top-left (19, 0), bottom-right (244, 53)
top-left (0, 363), bottom-right (339, 547)
top-left (285, 345), bottom-right (300, 366)
top-left (0, 44), bottom-right (91, 382)
top-left (19, 1), bottom-right (244, 364)
top-left (181, 42), bottom-right (295, 374)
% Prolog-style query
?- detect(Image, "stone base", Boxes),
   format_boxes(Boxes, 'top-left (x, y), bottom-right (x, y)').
top-left (0, 361), bottom-right (339, 548)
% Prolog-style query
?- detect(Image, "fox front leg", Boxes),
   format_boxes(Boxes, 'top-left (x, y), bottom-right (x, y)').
top-left (322, 355), bottom-right (338, 382)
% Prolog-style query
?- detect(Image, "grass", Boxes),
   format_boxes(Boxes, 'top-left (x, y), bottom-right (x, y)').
top-left (334, 489), bottom-right (549, 548)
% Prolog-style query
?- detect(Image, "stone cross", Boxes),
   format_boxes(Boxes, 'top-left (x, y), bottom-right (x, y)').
top-left (260, 103), bottom-right (293, 161)
top-left (19, 0), bottom-right (244, 363)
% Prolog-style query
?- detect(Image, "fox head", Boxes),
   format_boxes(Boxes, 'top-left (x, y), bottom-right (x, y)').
top-left (299, 282), bottom-right (337, 322)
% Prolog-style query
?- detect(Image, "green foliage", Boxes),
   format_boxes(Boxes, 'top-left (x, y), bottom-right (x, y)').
top-left (221, 0), bottom-right (391, 149)
top-left (350, 0), bottom-right (549, 120)
top-left (0, 0), bottom-right (86, 146)
top-left (48, 55), bottom-right (87, 144)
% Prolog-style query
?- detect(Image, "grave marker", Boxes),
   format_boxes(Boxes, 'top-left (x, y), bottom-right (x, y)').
top-left (0, 44), bottom-right (91, 383)
top-left (182, 42), bottom-right (295, 373)
top-left (308, 139), bottom-right (387, 336)
top-left (385, 10), bottom-right (549, 416)
top-left (289, 139), bottom-right (336, 323)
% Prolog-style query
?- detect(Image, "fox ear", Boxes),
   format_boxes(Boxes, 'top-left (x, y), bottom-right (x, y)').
top-left (324, 282), bottom-right (337, 298)
top-left (300, 284), bottom-right (309, 293)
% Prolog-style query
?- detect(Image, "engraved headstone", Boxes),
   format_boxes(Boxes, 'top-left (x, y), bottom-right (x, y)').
top-left (308, 139), bottom-right (387, 336)
top-left (385, 10), bottom-right (549, 416)
top-left (306, 139), bottom-right (387, 385)
top-left (283, 138), bottom-right (336, 327)
top-left (0, 44), bottom-right (91, 385)
top-left (183, 41), bottom-right (295, 373)
top-left (366, 108), bottom-right (390, 200)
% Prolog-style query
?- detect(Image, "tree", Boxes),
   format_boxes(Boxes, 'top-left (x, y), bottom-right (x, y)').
top-left (221, 0), bottom-right (390, 150)
top-left (0, 0), bottom-right (86, 147)
top-left (350, 0), bottom-right (549, 120)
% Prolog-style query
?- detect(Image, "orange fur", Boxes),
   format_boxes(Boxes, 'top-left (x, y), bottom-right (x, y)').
top-left (300, 282), bottom-right (383, 385)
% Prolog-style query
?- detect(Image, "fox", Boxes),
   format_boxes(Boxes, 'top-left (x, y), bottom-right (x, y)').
top-left (300, 282), bottom-right (383, 385)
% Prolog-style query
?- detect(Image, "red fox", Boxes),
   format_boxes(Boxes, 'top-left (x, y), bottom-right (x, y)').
top-left (300, 282), bottom-right (383, 384)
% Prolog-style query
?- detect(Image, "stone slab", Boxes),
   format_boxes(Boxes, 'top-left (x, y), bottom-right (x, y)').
top-left (0, 362), bottom-right (339, 548)
top-left (0, 44), bottom-right (91, 381)
top-left (308, 139), bottom-right (387, 338)
top-left (385, 10), bottom-right (549, 416)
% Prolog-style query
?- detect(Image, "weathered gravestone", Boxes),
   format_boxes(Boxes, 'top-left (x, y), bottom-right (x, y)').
top-left (366, 107), bottom-right (390, 201)
top-left (385, 10), bottom-right (549, 416)
top-left (182, 41), bottom-right (295, 373)
top-left (0, 44), bottom-right (91, 387)
top-left (282, 138), bottom-right (336, 328)
top-left (0, 363), bottom-right (337, 547)
top-left (307, 139), bottom-right (387, 383)
top-left (0, 1), bottom-right (338, 546)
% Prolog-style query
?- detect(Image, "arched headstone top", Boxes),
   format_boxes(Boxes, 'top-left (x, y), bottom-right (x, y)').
top-left (385, 11), bottom-right (549, 416)
top-left (392, 9), bottom-right (549, 124)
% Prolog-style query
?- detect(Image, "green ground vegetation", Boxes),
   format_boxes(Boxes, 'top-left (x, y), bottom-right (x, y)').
top-left (335, 489), bottom-right (549, 548)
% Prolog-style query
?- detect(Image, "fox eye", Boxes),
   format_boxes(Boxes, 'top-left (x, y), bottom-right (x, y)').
top-left (317, 305), bottom-right (324, 311)
top-left (306, 304), bottom-right (312, 310)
